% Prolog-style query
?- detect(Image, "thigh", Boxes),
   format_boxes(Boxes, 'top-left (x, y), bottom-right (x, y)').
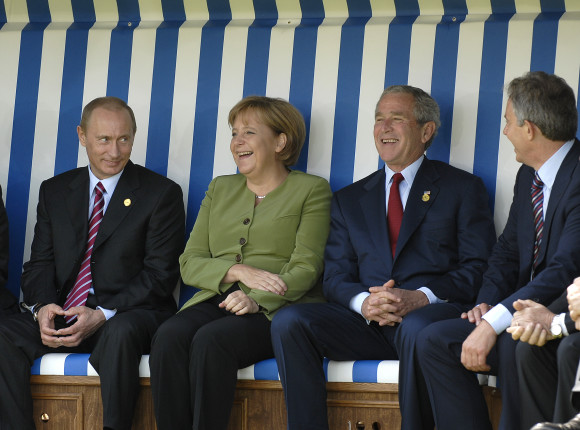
top-left (274, 302), bottom-right (398, 360)
top-left (0, 312), bottom-right (56, 361)
top-left (194, 313), bottom-right (273, 368)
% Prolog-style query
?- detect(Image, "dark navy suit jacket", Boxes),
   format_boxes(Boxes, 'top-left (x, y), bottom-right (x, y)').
top-left (477, 140), bottom-right (580, 313)
top-left (323, 157), bottom-right (496, 308)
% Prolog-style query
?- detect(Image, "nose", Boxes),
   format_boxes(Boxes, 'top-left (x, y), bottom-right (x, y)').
top-left (109, 142), bottom-right (121, 157)
top-left (503, 124), bottom-right (508, 136)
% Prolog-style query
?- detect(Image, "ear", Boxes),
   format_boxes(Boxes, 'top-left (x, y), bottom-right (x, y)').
top-left (275, 133), bottom-right (287, 153)
top-left (523, 120), bottom-right (537, 141)
top-left (420, 122), bottom-right (436, 144)
top-left (77, 125), bottom-right (87, 147)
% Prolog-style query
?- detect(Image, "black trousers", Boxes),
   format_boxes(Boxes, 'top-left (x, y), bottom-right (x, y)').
top-left (149, 293), bottom-right (273, 430)
top-left (0, 308), bottom-right (171, 430)
top-left (517, 332), bottom-right (580, 428)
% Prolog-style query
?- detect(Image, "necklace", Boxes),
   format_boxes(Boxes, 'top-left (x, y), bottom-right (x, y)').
top-left (256, 194), bottom-right (266, 199)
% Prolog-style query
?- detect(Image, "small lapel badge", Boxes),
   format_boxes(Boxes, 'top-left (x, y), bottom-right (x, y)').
top-left (124, 199), bottom-right (131, 207)
top-left (422, 191), bottom-right (431, 202)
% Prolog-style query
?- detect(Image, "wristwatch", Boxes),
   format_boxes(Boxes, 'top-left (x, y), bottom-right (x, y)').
top-left (20, 302), bottom-right (47, 322)
top-left (550, 315), bottom-right (564, 338)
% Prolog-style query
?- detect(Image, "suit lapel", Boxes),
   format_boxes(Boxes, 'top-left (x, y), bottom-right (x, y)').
top-left (65, 169), bottom-right (91, 257)
top-left (360, 169), bottom-right (393, 268)
top-left (537, 140), bottom-right (580, 265)
top-left (396, 158), bottom-right (440, 259)
top-left (94, 161), bottom-right (139, 250)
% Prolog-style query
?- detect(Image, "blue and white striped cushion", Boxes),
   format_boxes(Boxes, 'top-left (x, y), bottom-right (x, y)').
top-left (31, 354), bottom-right (399, 383)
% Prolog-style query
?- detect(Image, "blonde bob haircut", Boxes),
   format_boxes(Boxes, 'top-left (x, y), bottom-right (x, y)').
top-left (228, 96), bottom-right (306, 167)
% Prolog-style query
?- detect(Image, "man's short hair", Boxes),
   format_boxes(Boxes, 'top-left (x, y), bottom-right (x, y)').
top-left (228, 96), bottom-right (306, 166)
top-left (377, 85), bottom-right (441, 149)
top-left (80, 96), bottom-right (137, 135)
top-left (507, 71), bottom-right (577, 141)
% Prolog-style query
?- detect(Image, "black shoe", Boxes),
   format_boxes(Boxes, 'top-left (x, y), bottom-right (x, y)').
top-left (532, 414), bottom-right (580, 430)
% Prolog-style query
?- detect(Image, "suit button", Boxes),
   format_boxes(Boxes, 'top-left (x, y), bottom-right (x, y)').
top-left (239, 238), bottom-right (246, 245)
top-left (235, 254), bottom-right (242, 262)
top-left (243, 218), bottom-right (250, 225)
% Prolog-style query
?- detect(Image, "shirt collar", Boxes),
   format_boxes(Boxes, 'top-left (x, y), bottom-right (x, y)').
top-left (384, 155), bottom-right (424, 185)
top-left (537, 140), bottom-right (574, 190)
top-left (87, 165), bottom-right (123, 195)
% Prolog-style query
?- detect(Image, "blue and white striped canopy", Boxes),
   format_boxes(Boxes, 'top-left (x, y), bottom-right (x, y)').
top-left (1, 0), bottom-right (578, 304)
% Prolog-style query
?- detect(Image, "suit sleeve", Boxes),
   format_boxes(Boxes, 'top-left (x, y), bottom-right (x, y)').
top-left (247, 178), bottom-right (331, 313)
top-left (421, 176), bottom-right (496, 303)
top-left (323, 192), bottom-right (369, 308)
top-left (21, 182), bottom-right (60, 305)
top-left (179, 178), bottom-right (237, 293)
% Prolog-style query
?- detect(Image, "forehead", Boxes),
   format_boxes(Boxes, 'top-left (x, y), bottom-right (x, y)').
top-left (86, 106), bottom-right (134, 132)
top-left (376, 92), bottom-right (416, 116)
top-left (232, 109), bottom-right (262, 127)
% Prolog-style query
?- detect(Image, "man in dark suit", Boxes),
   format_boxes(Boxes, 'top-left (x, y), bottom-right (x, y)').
top-left (0, 97), bottom-right (185, 430)
top-left (0, 185), bottom-right (19, 316)
top-left (416, 71), bottom-right (580, 430)
top-left (507, 280), bottom-right (580, 429)
top-left (270, 85), bottom-right (496, 430)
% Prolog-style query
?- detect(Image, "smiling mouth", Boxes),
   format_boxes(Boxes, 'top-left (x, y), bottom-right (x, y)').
top-left (381, 139), bottom-right (398, 144)
top-left (237, 151), bottom-right (253, 157)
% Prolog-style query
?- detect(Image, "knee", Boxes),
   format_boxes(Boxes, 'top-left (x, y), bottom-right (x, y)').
top-left (515, 341), bottom-right (536, 369)
top-left (272, 304), bottom-right (306, 334)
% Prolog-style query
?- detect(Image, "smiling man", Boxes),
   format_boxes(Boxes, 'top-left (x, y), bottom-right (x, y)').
top-left (0, 97), bottom-right (185, 430)
top-left (416, 71), bottom-right (580, 430)
top-left (270, 85), bottom-right (496, 430)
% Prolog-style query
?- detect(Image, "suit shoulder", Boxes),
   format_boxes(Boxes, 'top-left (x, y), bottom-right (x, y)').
top-left (287, 170), bottom-right (331, 190)
top-left (428, 160), bottom-right (481, 182)
top-left (334, 169), bottom-right (382, 198)
top-left (41, 167), bottom-right (87, 191)
top-left (132, 164), bottom-right (182, 191)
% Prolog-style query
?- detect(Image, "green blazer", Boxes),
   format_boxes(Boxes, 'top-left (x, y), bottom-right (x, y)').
top-left (179, 170), bottom-right (332, 319)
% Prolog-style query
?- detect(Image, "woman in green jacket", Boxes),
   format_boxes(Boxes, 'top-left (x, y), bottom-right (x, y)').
top-left (150, 96), bottom-right (332, 430)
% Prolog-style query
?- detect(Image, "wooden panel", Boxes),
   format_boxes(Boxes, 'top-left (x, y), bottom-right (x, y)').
top-left (29, 376), bottom-right (503, 430)
top-left (33, 392), bottom-right (83, 430)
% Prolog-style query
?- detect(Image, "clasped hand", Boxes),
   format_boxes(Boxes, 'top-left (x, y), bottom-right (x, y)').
top-left (224, 264), bottom-right (287, 295)
top-left (460, 303), bottom-right (496, 372)
top-left (506, 299), bottom-right (554, 346)
top-left (37, 304), bottom-right (106, 348)
top-left (362, 279), bottom-right (428, 326)
top-left (219, 290), bottom-right (259, 315)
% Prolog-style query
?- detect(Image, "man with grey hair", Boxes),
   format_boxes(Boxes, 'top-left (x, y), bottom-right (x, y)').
top-left (271, 85), bottom-right (496, 430)
top-left (416, 71), bottom-right (580, 430)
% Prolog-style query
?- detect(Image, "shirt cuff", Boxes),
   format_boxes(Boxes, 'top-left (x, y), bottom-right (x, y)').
top-left (97, 306), bottom-right (117, 320)
top-left (350, 292), bottom-right (370, 323)
top-left (418, 287), bottom-right (445, 304)
top-left (482, 304), bottom-right (512, 334)
top-left (553, 313), bottom-right (569, 337)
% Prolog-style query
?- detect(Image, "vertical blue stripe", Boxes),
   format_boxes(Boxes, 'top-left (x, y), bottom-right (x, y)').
top-left (442, 0), bottom-right (468, 15)
top-left (116, 0), bottom-right (140, 23)
top-left (145, 22), bottom-right (182, 176)
top-left (490, 0), bottom-right (515, 15)
top-left (161, 0), bottom-right (186, 22)
top-left (384, 17), bottom-right (415, 88)
top-left (253, 0), bottom-right (278, 20)
top-left (530, 13), bottom-right (562, 74)
top-left (64, 353), bottom-right (91, 376)
top-left (206, 0), bottom-right (232, 21)
top-left (346, 0), bottom-right (371, 18)
top-left (6, 23), bottom-right (47, 298)
top-left (289, 20), bottom-right (321, 172)
top-left (473, 14), bottom-right (512, 212)
top-left (31, 358), bottom-right (41, 375)
top-left (54, 23), bottom-right (91, 176)
top-left (329, 18), bottom-right (368, 191)
top-left (26, 0), bottom-right (51, 23)
top-left (71, 0), bottom-right (96, 22)
top-left (353, 360), bottom-right (381, 383)
top-left (186, 21), bottom-right (229, 233)
top-left (243, 23), bottom-right (273, 97)
top-left (428, 16), bottom-right (463, 164)
top-left (0, 0), bottom-right (7, 24)
top-left (106, 25), bottom-right (134, 102)
top-left (540, 0), bottom-right (565, 13)
top-left (394, 0), bottom-right (419, 16)
top-left (299, 0), bottom-right (324, 20)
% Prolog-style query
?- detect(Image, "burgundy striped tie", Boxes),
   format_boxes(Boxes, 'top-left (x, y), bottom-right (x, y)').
top-left (63, 182), bottom-right (105, 323)
top-left (388, 173), bottom-right (404, 257)
top-left (531, 172), bottom-right (544, 271)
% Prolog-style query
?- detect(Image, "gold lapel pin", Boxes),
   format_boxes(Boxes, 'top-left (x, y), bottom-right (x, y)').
top-left (422, 191), bottom-right (431, 202)
top-left (124, 199), bottom-right (131, 207)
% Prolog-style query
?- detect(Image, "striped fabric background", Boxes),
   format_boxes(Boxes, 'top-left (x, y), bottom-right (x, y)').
top-left (1, 0), bottom-right (579, 306)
